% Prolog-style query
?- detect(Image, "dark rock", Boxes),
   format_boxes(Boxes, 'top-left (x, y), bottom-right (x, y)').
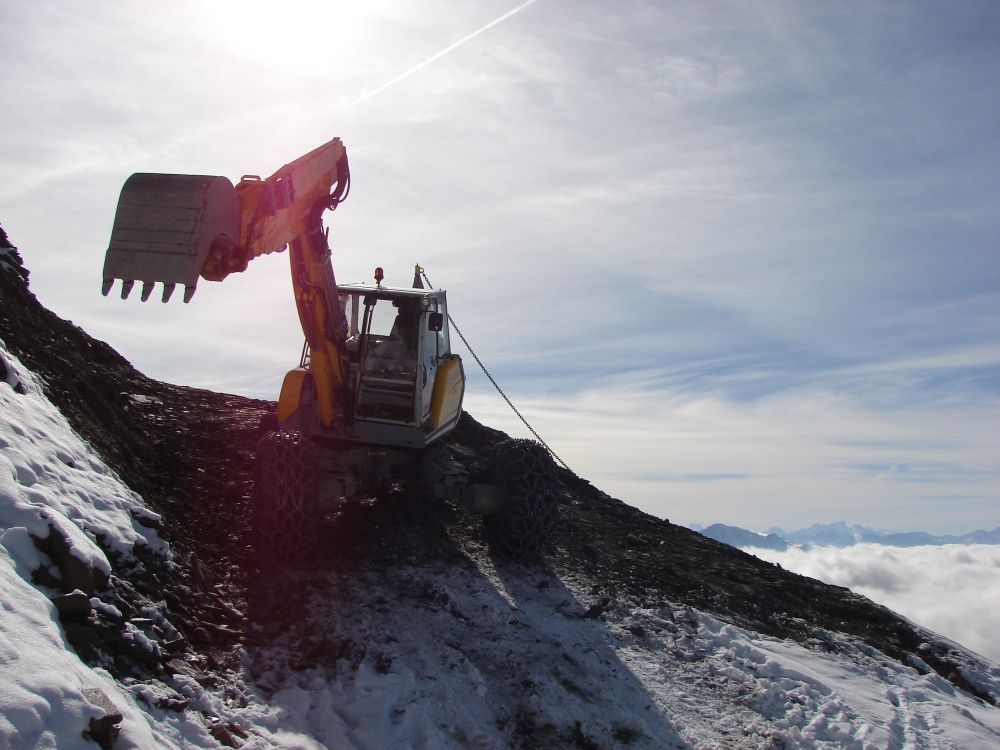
top-left (191, 627), bottom-right (213, 644)
top-left (203, 621), bottom-right (242, 641)
top-left (583, 597), bottom-right (611, 620)
top-left (209, 723), bottom-right (238, 747)
top-left (203, 602), bottom-right (242, 625)
top-left (131, 683), bottom-right (190, 713)
top-left (214, 597), bottom-right (246, 618)
top-left (191, 554), bottom-right (215, 587)
top-left (81, 687), bottom-right (123, 750)
top-left (92, 621), bottom-right (124, 653)
top-left (625, 625), bottom-right (646, 637)
top-left (113, 653), bottom-right (143, 678)
top-left (0, 352), bottom-right (23, 393)
top-left (947, 670), bottom-right (979, 696)
top-left (29, 532), bottom-right (51, 556)
top-left (130, 508), bottom-right (163, 531)
top-left (45, 528), bottom-right (107, 596)
top-left (161, 637), bottom-right (186, 652)
top-left (0, 222), bottom-right (29, 285)
top-left (74, 641), bottom-right (103, 664)
top-left (228, 723), bottom-right (250, 739)
top-left (92, 636), bottom-right (116, 657)
top-left (64, 623), bottom-right (98, 646)
top-left (205, 651), bottom-right (224, 671)
top-left (52, 590), bottom-right (92, 622)
top-left (31, 565), bottom-right (63, 590)
top-left (157, 695), bottom-right (189, 712)
top-left (165, 658), bottom-right (216, 686)
top-left (582, 604), bottom-right (603, 619)
top-left (131, 643), bottom-right (164, 667)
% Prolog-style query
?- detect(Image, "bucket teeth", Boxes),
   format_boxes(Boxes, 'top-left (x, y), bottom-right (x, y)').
top-left (140, 282), bottom-right (154, 302)
top-left (183, 285), bottom-right (196, 303)
top-left (161, 283), bottom-right (176, 303)
top-left (120, 280), bottom-right (135, 300)
top-left (102, 173), bottom-right (239, 304)
top-left (101, 279), bottom-right (113, 297)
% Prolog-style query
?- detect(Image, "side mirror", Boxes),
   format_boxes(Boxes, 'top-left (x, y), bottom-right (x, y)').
top-left (428, 312), bottom-right (444, 332)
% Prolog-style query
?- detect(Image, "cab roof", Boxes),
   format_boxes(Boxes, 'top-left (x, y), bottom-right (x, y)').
top-left (337, 283), bottom-right (444, 298)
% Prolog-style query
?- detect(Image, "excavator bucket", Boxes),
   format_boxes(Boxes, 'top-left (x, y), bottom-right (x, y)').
top-left (102, 173), bottom-right (240, 302)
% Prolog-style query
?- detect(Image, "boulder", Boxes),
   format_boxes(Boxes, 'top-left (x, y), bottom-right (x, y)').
top-left (81, 687), bottom-right (123, 750)
top-left (52, 590), bottom-right (92, 622)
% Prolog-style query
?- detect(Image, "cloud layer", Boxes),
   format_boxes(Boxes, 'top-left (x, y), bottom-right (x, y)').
top-left (745, 543), bottom-right (1000, 663)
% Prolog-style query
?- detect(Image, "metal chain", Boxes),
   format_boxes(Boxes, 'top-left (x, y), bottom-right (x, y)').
top-left (420, 269), bottom-right (572, 473)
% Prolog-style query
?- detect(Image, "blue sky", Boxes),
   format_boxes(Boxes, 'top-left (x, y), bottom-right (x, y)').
top-left (1, 1), bottom-right (997, 533)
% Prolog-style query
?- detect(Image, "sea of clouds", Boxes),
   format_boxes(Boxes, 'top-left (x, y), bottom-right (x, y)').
top-left (743, 543), bottom-right (1000, 663)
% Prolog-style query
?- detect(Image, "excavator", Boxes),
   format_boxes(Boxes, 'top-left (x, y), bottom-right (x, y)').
top-left (101, 136), bottom-right (559, 561)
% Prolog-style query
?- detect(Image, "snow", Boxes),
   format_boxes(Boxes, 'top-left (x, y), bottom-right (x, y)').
top-left (0, 344), bottom-right (164, 568)
top-left (612, 607), bottom-right (1000, 748)
top-left (0, 342), bottom-right (285, 748)
top-left (244, 549), bottom-right (1000, 748)
top-left (0, 537), bottom-right (193, 749)
top-left (2, 338), bottom-right (999, 748)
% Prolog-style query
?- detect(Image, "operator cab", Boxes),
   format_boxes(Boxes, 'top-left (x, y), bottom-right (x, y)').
top-left (336, 283), bottom-right (464, 447)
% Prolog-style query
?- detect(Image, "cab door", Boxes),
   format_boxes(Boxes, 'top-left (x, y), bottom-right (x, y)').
top-left (419, 298), bottom-right (441, 424)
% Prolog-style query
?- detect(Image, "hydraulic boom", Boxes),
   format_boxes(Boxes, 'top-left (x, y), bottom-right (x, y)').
top-left (103, 137), bottom-right (352, 426)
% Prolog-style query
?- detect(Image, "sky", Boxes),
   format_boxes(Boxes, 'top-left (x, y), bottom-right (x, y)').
top-left (1, 0), bottom-right (997, 534)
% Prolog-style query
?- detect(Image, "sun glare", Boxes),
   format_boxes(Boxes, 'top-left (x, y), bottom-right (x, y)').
top-left (195, 0), bottom-right (380, 72)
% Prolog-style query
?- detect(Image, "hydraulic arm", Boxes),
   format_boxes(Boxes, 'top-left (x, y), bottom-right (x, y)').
top-left (102, 137), bottom-right (352, 425)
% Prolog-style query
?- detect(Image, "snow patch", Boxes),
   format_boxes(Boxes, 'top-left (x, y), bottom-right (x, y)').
top-left (0, 345), bottom-right (322, 748)
top-left (0, 342), bottom-right (165, 567)
top-left (246, 547), bottom-right (1000, 748)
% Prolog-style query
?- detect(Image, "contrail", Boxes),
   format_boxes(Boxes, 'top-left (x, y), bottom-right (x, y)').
top-left (351, 0), bottom-right (539, 106)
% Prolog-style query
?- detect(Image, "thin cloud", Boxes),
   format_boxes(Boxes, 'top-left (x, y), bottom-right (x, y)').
top-left (351, 0), bottom-right (539, 106)
top-left (463, 382), bottom-right (999, 534)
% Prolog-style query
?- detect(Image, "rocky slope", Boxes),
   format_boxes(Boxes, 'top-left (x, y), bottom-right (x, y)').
top-left (1, 227), bottom-right (997, 747)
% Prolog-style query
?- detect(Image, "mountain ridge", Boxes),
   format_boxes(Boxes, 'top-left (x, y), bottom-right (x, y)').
top-left (698, 521), bottom-right (1000, 551)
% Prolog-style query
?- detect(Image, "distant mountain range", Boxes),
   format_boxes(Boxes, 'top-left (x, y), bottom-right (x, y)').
top-left (695, 521), bottom-right (1000, 551)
